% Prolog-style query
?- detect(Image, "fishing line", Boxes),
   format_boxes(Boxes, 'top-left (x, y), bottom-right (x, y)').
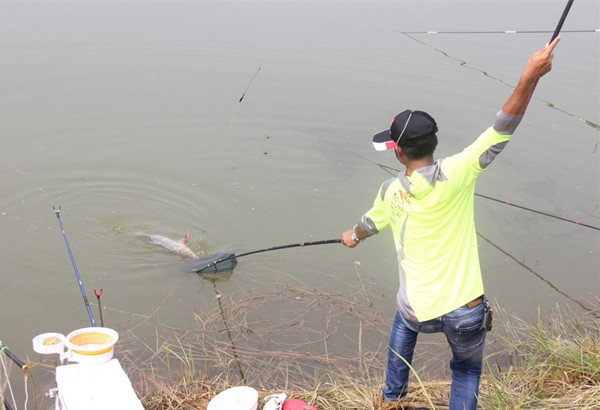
top-left (211, 281), bottom-right (245, 382)
top-left (23, 373), bottom-right (28, 410)
top-left (350, 152), bottom-right (600, 231)
top-left (400, 33), bottom-right (600, 131)
top-left (353, 0), bottom-right (599, 230)
top-left (226, 65), bottom-right (262, 139)
top-left (477, 232), bottom-right (593, 313)
top-left (474, 193), bottom-right (599, 231)
top-left (53, 207), bottom-right (97, 327)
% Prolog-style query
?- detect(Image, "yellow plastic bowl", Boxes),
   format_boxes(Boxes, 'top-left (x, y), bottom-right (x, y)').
top-left (65, 327), bottom-right (118, 356)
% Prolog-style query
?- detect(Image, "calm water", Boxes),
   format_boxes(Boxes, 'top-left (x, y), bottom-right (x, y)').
top-left (1, 0), bottom-right (598, 400)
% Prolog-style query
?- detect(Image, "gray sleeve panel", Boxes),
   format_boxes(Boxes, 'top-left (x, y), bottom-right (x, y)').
top-left (479, 140), bottom-right (509, 169)
top-left (359, 215), bottom-right (379, 236)
top-left (358, 177), bottom-right (397, 237)
top-left (395, 256), bottom-right (418, 322)
top-left (380, 176), bottom-right (397, 201)
top-left (493, 110), bottom-right (522, 134)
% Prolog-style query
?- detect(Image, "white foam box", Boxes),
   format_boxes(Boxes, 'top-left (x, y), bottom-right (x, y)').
top-left (56, 359), bottom-right (144, 410)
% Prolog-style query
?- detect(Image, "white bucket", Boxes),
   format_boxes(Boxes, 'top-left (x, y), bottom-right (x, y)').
top-left (64, 327), bottom-right (119, 365)
top-left (207, 386), bottom-right (258, 410)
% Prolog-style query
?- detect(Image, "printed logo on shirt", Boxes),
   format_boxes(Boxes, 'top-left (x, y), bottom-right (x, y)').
top-left (390, 189), bottom-right (410, 223)
top-left (398, 189), bottom-right (412, 206)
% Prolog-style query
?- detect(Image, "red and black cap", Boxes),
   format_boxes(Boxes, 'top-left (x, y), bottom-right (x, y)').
top-left (372, 110), bottom-right (438, 151)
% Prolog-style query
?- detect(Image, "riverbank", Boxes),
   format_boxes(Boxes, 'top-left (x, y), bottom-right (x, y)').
top-left (116, 281), bottom-right (598, 409)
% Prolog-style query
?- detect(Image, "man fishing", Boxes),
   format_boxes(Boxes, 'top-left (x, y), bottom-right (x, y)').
top-left (341, 36), bottom-right (560, 409)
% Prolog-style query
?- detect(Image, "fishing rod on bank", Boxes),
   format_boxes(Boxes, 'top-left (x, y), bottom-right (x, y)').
top-left (0, 342), bottom-right (29, 410)
top-left (53, 207), bottom-right (97, 327)
top-left (0, 345), bottom-right (28, 373)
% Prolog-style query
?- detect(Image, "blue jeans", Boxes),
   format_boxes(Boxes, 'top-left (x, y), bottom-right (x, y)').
top-left (383, 301), bottom-right (487, 410)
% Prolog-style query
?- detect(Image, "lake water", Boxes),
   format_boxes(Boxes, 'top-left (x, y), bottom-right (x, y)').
top-left (0, 0), bottom-right (598, 403)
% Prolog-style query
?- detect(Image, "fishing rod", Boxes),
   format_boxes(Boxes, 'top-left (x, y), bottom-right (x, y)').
top-left (401, 0), bottom-right (582, 37)
top-left (402, 31), bottom-right (599, 131)
top-left (551, 0), bottom-right (576, 42)
top-left (188, 239), bottom-right (341, 273)
top-left (0, 346), bottom-right (28, 373)
top-left (0, 343), bottom-right (27, 410)
top-left (53, 207), bottom-right (97, 327)
top-left (532, 0), bottom-right (575, 93)
top-left (401, 0), bottom-right (598, 132)
top-left (401, 29), bottom-right (598, 35)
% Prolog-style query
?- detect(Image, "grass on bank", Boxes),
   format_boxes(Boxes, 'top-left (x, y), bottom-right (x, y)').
top-left (482, 305), bottom-right (600, 409)
top-left (112, 267), bottom-right (598, 409)
top-left (125, 302), bottom-right (598, 407)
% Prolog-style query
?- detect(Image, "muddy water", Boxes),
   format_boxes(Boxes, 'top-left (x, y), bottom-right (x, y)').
top-left (0, 0), bottom-right (598, 404)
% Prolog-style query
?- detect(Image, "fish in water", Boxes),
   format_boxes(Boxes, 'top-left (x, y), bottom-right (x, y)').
top-left (149, 232), bottom-right (198, 259)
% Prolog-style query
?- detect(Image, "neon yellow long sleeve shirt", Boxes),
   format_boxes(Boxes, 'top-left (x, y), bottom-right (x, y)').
top-left (358, 112), bottom-right (519, 322)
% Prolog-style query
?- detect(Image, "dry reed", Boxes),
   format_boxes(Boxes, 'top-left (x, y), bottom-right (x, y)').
top-left (108, 266), bottom-right (598, 410)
